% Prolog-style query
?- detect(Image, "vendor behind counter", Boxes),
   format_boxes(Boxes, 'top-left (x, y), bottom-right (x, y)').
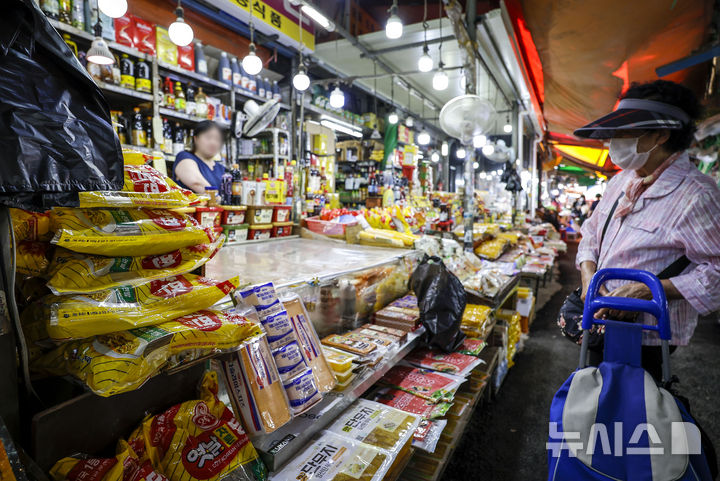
top-left (172, 120), bottom-right (225, 194)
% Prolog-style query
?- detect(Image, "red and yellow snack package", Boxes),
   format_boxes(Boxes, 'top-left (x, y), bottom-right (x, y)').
top-left (16, 241), bottom-right (52, 277)
top-left (10, 208), bottom-right (51, 242)
top-left (51, 208), bottom-right (213, 257)
top-left (50, 440), bottom-right (165, 481)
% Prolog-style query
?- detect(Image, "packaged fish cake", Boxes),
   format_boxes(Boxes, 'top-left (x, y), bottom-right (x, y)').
top-left (367, 387), bottom-right (452, 419)
top-left (457, 338), bottom-right (487, 357)
top-left (351, 328), bottom-right (402, 346)
top-left (387, 294), bottom-right (418, 310)
top-left (138, 371), bottom-right (267, 481)
top-left (345, 332), bottom-right (393, 349)
top-left (380, 366), bottom-right (464, 403)
top-left (404, 347), bottom-right (483, 377)
top-left (43, 274), bottom-right (238, 340)
top-left (238, 282), bottom-right (278, 308)
top-left (282, 368), bottom-right (322, 414)
top-left (270, 431), bottom-right (392, 481)
top-left (326, 399), bottom-right (420, 453)
top-left (78, 163), bottom-right (197, 209)
top-left (260, 309), bottom-right (293, 345)
top-left (33, 309), bottom-right (261, 397)
top-left (16, 241), bottom-right (52, 277)
top-left (51, 208), bottom-right (213, 257)
top-left (50, 439), bottom-right (163, 481)
top-left (272, 340), bottom-right (308, 381)
top-left (361, 323), bottom-right (406, 342)
top-left (47, 236), bottom-right (225, 295)
top-left (321, 335), bottom-right (376, 356)
top-left (223, 334), bottom-right (293, 436)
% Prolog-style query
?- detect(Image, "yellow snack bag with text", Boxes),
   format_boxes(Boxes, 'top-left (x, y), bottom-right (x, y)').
top-left (33, 309), bottom-right (262, 397)
top-left (50, 440), bottom-right (166, 481)
top-left (47, 236), bottom-right (225, 295)
top-left (44, 274), bottom-right (239, 340)
top-left (10, 208), bottom-right (51, 242)
top-left (16, 241), bottom-right (52, 277)
top-left (51, 208), bottom-right (213, 256)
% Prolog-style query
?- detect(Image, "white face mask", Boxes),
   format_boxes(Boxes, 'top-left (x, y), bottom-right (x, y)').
top-left (608, 134), bottom-right (659, 170)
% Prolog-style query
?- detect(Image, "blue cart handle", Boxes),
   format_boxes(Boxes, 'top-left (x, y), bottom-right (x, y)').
top-left (582, 268), bottom-right (671, 341)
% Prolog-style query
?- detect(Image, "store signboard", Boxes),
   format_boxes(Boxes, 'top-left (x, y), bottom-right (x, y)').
top-left (205, 0), bottom-right (315, 51)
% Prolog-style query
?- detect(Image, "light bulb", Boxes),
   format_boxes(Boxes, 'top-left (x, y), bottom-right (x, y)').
top-left (168, 17), bottom-right (194, 47)
top-left (496, 169), bottom-right (503, 175)
top-left (431, 152), bottom-right (440, 162)
top-left (473, 161), bottom-right (479, 169)
top-left (293, 65), bottom-right (310, 91)
top-left (418, 46), bottom-right (433, 72)
top-left (417, 130), bottom-right (430, 145)
top-left (441, 141), bottom-right (448, 156)
top-left (480, 172), bottom-right (487, 179)
top-left (98, 0), bottom-right (127, 18)
top-left (405, 116), bottom-right (414, 127)
top-left (329, 86), bottom-right (345, 108)
top-left (242, 44), bottom-right (263, 75)
top-left (482, 144), bottom-right (495, 156)
top-left (504, 123), bottom-right (513, 133)
top-left (456, 148), bottom-right (466, 159)
top-left (87, 38), bottom-right (115, 65)
top-left (388, 112), bottom-right (398, 124)
top-left (473, 135), bottom-right (487, 148)
top-left (432, 69), bottom-right (448, 90)
top-left (386, 10), bottom-right (403, 39)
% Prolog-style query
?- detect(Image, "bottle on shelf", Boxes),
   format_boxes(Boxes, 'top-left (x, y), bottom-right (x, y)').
top-left (120, 54), bottom-right (135, 89)
top-left (62, 34), bottom-right (78, 57)
top-left (40, 0), bottom-right (59, 19)
top-left (230, 57), bottom-right (242, 89)
top-left (264, 78), bottom-right (272, 100)
top-left (111, 54), bottom-right (122, 85)
top-left (195, 87), bottom-right (208, 119)
top-left (195, 41), bottom-right (208, 76)
top-left (58, 0), bottom-right (72, 24)
top-left (248, 74), bottom-right (257, 95)
top-left (162, 77), bottom-right (175, 109)
top-left (174, 81), bottom-right (186, 112)
top-left (172, 122), bottom-right (185, 155)
top-left (71, 0), bottom-right (84, 29)
top-left (218, 52), bottom-right (232, 87)
top-left (221, 169), bottom-right (233, 205)
top-left (231, 164), bottom-right (243, 206)
top-left (272, 81), bottom-right (281, 102)
top-left (258, 77), bottom-right (266, 99)
top-left (240, 62), bottom-right (250, 91)
top-left (162, 118), bottom-right (173, 154)
top-left (185, 82), bottom-right (196, 117)
top-left (131, 108), bottom-right (146, 147)
top-left (185, 128), bottom-right (194, 150)
top-left (135, 58), bottom-right (151, 93)
top-left (145, 116), bottom-right (153, 149)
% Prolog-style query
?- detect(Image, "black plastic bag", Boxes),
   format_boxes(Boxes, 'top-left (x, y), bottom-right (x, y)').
top-left (0, 0), bottom-right (123, 210)
top-left (409, 255), bottom-right (466, 352)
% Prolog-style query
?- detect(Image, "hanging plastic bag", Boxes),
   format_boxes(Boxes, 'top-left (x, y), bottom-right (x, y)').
top-left (409, 255), bottom-right (466, 352)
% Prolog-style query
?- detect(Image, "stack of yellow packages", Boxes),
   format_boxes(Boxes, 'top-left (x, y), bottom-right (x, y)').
top-left (460, 304), bottom-right (493, 339)
top-left (25, 149), bottom-right (261, 397)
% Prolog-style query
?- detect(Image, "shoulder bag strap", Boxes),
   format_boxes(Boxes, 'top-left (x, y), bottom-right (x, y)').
top-left (658, 255), bottom-right (691, 280)
top-left (599, 192), bottom-right (623, 253)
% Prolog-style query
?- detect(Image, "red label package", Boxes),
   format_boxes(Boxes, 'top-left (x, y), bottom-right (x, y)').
top-left (114, 14), bottom-right (134, 48)
top-left (133, 16), bottom-right (156, 55)
top-left (177, 44), bottom-right (195, 71)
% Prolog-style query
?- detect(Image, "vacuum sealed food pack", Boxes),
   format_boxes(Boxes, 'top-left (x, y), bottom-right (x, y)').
top-left (270, 431), bottom-right (393, 481)
top-left (321, 334), bottom-right (376, 356)
top-left (457, 338), bottom-right (486, 357)
top-left (412, 419), bottom-right (446, 453)
top-left (367, 387), bottom-right (452, 419)
top-left (47, 235), bottom-right (225, 295)
top-left (403, 347), bottom-right (483, 377)
top-left (51, 208), bottom-right (213, 256)
top-left (78, 163), bottom-right (198, 209)
top-left (33, 309), bottom-right (261, 397)
top-left (326, 399), bottom-right (420, 453)
top-left (44, 274), bottom-right (239, 340)
top-left (50, 440), bottom-right (163, 481)
top-left (16, 241), bottom-right (52, 277)
top-left (223, 334), bottom-right (293, 436)
top-left (282, 368), bottom-right (322, 414)
top-left (380, 365), bottom-right (464, 403)
top-left (136, 371), bottom-right (267, 481)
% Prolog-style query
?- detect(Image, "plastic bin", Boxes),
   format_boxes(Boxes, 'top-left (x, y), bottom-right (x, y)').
top-left (333, 365), bottom-right (354, 384)
top-left (304, 216), bottom-right (358, 238)
top-left (322, 347), bottom-right (357, 373)
top-left (194, 206), bottom-right (223, 228)
top-left (221, 205), bottom-right (247, 225)
top-left (273, 205), bottom-right (292, 223)
top-left (272, 221), bottom-right (293, 237)
top-left (248, 223), bottom-right (273, 241)
top-left (247, 205), bottom-right (274, 225)
top-left (223, 223), bottom-right (249, 244)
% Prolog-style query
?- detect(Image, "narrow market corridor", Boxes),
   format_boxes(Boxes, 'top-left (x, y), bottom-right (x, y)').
top-left (446, 243), bottom-right (720, 480)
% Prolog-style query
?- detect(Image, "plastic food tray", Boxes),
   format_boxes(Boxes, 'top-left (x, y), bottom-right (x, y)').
top-left (304, 216), bottom-right (358, 238)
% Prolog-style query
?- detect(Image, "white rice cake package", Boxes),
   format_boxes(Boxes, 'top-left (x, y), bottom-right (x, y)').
top-left (325, 399), bottom-right (420, 454)
top-left (238, 282), bottom-right (278, 307)
top-left (270, 431), bottom-right (393, 481)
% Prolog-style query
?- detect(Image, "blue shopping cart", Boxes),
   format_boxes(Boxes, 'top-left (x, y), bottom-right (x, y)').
top-left (547, 268), bottom-right (714, 480)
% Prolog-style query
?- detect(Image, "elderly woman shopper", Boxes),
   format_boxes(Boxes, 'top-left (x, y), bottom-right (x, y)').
top-left (571, 80), bottom-right (720, 380)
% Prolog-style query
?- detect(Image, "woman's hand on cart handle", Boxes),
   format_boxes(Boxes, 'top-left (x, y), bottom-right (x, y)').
top-left (594, 282), bottom-right (652, 320)
top-left (580, 261), bottom-right (609, 302)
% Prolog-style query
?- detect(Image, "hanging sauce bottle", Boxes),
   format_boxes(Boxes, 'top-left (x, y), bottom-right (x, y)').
top-left (174, 81), bottom-right (186, 112)
top-left (131, 108), bottom-right (146, 147)
top-left (135, 58), bottom-right (151, 93)
top-left (120, 54), bottom-right (135, 89)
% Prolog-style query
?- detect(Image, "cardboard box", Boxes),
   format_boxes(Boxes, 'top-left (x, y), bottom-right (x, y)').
top-left (114, 14), bottom-right (134, 48)
top-left (177, 43), bottom-right (195, 71)
top-left (132, 16), bottom-right (155, 55)
top-left (155, 26), bottom-right (177, 65)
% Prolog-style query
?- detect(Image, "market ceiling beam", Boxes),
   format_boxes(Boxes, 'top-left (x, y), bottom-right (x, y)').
top-left (309, 65), bottom-right (465, 85)
top-left (359, 35), bottom-right (456, 57)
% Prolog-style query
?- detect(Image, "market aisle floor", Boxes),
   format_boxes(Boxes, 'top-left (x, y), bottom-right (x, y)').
top-left (446, 243), bottom-right (720, 481)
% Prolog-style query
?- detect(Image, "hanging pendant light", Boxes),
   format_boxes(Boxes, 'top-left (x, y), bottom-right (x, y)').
top-left (433, 63), bottom-right (448, 91)
top-left (329, 84), bottom-right (345, 108)
top-left (168, 1), bottom-right (194, 47)
top-left (293, 64), bottom-right (310, 91)
top-left (503, 114), bottom-right (513, 133)
top-left (456, 147), bottom-right (466, 159)
top-left (441, 141), bottom-right (448, 156)
top-left (371, 60), bottom-right (382, 138)
top-left (417, 129), bottom-right (430, 145)
top-left (98, 0), bottom-right (127, 18)
top-left (431, 152), bottom-right (440, 162)
top-left (418, 44), bottom-right (433, 72)
top-left (386, 1), bottom-right (403, 39)
top-left (242, 13), bottom-right (263, 75)
top-left (87, 21), bottom-right (114, 65)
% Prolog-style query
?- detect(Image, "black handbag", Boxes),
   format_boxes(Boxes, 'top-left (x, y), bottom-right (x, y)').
top-left (557, 193), bottom-right (689, 348)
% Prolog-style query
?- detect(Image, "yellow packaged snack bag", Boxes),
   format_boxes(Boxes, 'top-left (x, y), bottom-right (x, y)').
top-left (44, 274), bottom-right (239, 340)
top-left (139, 371), bottom-right (267, 481)
top-left (33, 309), bottom-right (262, 397)
top-left (16, 241), bottom-right (52, 277)
top-left (50, 440), bottom-right (164, 481)
top-left (51, 208), bottom-right (213, 256)
top-left (78, 163), bottom-right (198, 209)
top-left (10, 208), bottom-right (51, 242)
top-left (47, 236), bottom-right (225, 295)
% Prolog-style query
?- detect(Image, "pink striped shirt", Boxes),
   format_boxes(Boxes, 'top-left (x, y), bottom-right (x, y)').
top-left (577, 152), bottom-right (720, 345)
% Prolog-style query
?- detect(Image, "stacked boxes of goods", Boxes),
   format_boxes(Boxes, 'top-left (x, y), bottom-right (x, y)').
top-left (372, 294), bottom-right (421, 332)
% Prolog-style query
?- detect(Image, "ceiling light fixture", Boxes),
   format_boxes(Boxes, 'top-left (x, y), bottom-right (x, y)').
top-left (87, 20), bottom-right (114, 65)
top-left (300, 3), bottom-right (335, 31)
top-left (441, 141), bottom-right (448, 156)
top-left (242, 11), bottom-right (263, 75)
top-left (168, 0), bottom-right (194, 47)
top-left (293, 9), bottom-right (310, 91)
top-left (431, 152), bottom-right (440, 162)
top-left (473, 161), bottom-right (479, 169)
top-left (456, 147), bottom-right (466, 159)
top-left (388, 112), bottom-right (399, 124)
top-left (482, 144), bottom-right (495, 156)
top-left (433, 63), bottom-right (448, 90)
top-left (386, 1), bottom-right (403, 39)
top-left (417, 0), bottom-right (433, 72)
top-left (388, 74), bottom-right (398, 125)
top-left (98, 0), bottom-right (127, 18)
top-left (418, 129), bottom-right (430, 145)
top-left (503, 114), bottom-right (513, 133)
top-left (329, 84), bottom-right (345, 109)
top-left (405, 116), bottom-right (414, 127)
top-left (473, 135), bottom-right (487, 148)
